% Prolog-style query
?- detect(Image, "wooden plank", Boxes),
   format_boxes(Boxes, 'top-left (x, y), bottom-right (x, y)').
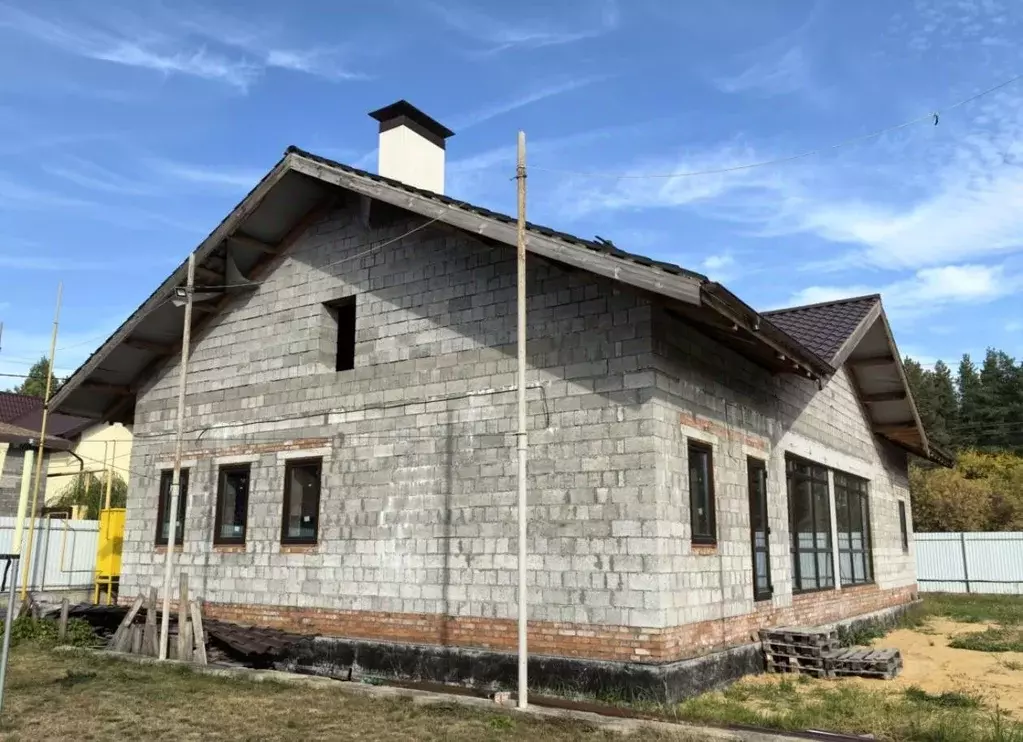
top-left (179, 621), bottom-right (194, 663)
top-left (194, 265), bottom-right (222, 283)
top-left (862, 391), bottom-right (907, 403)
top-left (190, 599), bottom-right (208, 666)
top-left (177, 573), bottom-right (189, 662)
top-left (288, 156), bottom-right (704, 306)
top-left (849, 353), bottom-right (896, 368)
top-left (228, 233), bottom-right (279, 254)
top-left (131, 625), bottom-right (143, 655)
top-left (111, 595), bottom-right (145, 651)
top-left (58, 598), bottom-right (69, 643)
top-left (81, 381), bottom-right (133, 395)
top-left (143, 587), bottom-right (158, 656)
top-left (124, 337), bottom-right (174, 354)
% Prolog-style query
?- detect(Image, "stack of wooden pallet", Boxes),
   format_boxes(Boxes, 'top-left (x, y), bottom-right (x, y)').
top-left (761, 626), bottom-right (839, 678)
top-left (760, 626), bottom-right (903, 680)
top-left (825, 648), bottom-right (903, 679)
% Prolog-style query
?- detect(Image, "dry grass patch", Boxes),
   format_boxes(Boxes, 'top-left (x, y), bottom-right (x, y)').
top-left (0, 646), bottom-right (695, 742)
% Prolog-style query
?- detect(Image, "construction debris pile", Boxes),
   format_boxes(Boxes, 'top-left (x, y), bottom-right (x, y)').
top-left (760, 626), bottom-right (903, 680)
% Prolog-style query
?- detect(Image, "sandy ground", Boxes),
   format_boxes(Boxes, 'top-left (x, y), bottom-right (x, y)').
top-left (743, 619), bottom-right (1023, 720)
top-left (852, 619), bottom-right (1023, 719)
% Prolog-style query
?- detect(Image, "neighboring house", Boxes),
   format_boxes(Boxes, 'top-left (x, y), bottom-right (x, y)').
top-left (50, 101), bottom-right (950, 699)
top-left (0, 420), bottom-right (72, 517)
top-left (46, 422), bottom-right (133, 511)
top-left (0, 391), bottom-right (93, 516)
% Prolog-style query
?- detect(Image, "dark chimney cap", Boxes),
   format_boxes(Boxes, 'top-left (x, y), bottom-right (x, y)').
top-left (369, 100), bottom-right (454, 147)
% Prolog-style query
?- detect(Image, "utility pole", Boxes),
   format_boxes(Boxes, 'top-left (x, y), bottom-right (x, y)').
top-left (515, 130), bottom-right (529, 709)
top-left (159, 253), bottom-right (195, 660)
top-left (21, 283), bottom-right (62, 600)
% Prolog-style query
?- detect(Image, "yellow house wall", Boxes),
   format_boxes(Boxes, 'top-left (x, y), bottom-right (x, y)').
top-left (46, 423), bottom-right (133, 508)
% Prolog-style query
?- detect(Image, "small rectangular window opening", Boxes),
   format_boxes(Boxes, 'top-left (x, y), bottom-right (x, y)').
top-left (328, 297), bottom-right (356, 372)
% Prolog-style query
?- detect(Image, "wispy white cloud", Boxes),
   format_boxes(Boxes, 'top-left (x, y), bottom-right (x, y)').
top-left (699, 253), bottom-right (739, 282)
top-left (0, 3), bottom-right (368, 91)
top-left (423, 0), bottom-right (619, 54)
top-left (43, 157), bottom-right (158, 196)
top-left (450, 76), bottom-right (605, 130)
top-left (717, 46), bottom-right (814, 98)
top-left (149, 160), bottom-right (263, 191)
top-left (781, 264), bottom-right (1017, 319)
top-left (1007, 320), bottom-right (1023, 332)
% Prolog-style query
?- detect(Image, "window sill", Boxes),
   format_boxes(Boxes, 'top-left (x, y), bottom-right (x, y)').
top-left (280, 543), bottom-right (318, 554)
top-left (212, 544), bottom-right (246, 553)
top-left (154, 545), bottom-right (183, 554)
top-left (691, 543), bottom-right (718, 555)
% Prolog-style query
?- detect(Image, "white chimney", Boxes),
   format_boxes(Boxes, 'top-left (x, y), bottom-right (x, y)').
top-left (369, 100), bottom-right (454, 194)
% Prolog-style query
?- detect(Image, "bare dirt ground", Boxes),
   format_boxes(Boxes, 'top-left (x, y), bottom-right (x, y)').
top-left (855, 618), bottom-right (1023, 719)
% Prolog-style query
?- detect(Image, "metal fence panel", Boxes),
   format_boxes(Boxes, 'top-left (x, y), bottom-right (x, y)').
top-left (916, 532), bottom-right (1023, 594)
top-left (0, 517), bottom-right (98, 592)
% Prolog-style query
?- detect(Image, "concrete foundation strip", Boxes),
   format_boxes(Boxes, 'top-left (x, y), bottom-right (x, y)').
top-left (55, 647), bottom-right (878, 742)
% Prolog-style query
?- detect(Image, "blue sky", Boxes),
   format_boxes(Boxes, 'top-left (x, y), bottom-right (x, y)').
top-left (1, 0), bottom-right (1022, 388)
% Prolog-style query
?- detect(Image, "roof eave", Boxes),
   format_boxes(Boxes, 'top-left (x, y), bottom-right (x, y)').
top-left (702, 283), bottom-right (833, 379)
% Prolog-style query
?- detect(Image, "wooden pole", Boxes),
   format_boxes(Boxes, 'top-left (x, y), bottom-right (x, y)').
top-left (159, 254), bottom-right (195, 660)
top-left (58, 598), bottom-right (69, 643)
top-left (21, 282), bottom-right (62, 600)
top-left (190, 598), bottom-right (207, 665)
top-left (177, 572), bottom-right (191, 662)
top-left (143, 587), bottom-right (158, 656)
top-left (515, 130), bottom-right (529, 710)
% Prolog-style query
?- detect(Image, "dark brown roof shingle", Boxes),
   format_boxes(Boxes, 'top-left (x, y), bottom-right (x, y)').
top-left (0, 392), bottom-right (41, 424)
top-left (763, 295), bottom-right (879, 364)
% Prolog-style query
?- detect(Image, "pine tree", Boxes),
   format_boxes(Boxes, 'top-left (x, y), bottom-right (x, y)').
top-left (958, 354), bottom-right (983, 449)
top-left (904, 357), bottom-right (940, 443)
top-left (929, 360), bottom-right (958, 449)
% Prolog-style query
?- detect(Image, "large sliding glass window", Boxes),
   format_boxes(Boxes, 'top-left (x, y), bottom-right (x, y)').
top-left (786, 455), bottom-right (834, 593)
top-left (835, 472), bottom-right (873, 585)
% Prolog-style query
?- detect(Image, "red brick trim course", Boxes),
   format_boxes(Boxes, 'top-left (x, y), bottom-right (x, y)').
top-left (189, 583), bottom-right (916, 663)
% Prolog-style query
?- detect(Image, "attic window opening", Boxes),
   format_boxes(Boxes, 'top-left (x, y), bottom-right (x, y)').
top-left (326, 297), bottom-right (357, 372)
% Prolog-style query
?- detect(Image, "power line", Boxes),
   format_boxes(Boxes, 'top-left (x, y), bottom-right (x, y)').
top-left (529, 71), bottom-right (1023, 180)
top-left (196, 216), bottom-right (444, 292)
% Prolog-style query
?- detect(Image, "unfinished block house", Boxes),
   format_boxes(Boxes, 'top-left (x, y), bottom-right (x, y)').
top-left (52, 101), bottom-right (950, 699)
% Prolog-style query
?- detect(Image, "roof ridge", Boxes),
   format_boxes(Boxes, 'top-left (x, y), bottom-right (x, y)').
top-left (762, 293), bottom-right (881, 315)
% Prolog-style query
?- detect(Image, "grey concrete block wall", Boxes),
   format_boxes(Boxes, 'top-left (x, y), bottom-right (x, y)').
top-left (122, 205), bottom-right (663, 627)
top-left (0, 444), bottom-right (26, 517)
top-left (649, 308), bottom-right (915, 628)
top-left (120, 201), bottom-right (916, 634)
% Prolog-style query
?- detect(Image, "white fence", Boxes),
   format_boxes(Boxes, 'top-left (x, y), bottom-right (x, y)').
top-left (0, 517), bottom-right (98, 592)
top-left (916, 532), bottom-right (1023, 595)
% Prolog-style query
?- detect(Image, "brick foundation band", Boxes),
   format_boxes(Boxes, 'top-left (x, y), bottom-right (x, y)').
top-left (148, 584), bottom-right (917, 663)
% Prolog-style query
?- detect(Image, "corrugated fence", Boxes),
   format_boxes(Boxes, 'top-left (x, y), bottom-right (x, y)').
top-left (916, 532), bottom-right (1023, 595)
top-left (0, 517), bottom-right (97, 592)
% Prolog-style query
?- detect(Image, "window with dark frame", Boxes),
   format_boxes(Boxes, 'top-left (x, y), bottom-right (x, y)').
top-left (834, 472), bottom-right (874, 586)
top-left (786, 455), bottom-right (834, 593)
top-left (747, 458), bottom-right (773, 601)
top-left (155, 469), bottom-right (189, 546)
top-left (898, 501), bottom-right (910, 553)
top-left (213, 464), bottom-right (251, 545)
top-left (327, 297), bottom-right (356, 372)
top-left (688, 440), bottom-right (717, 545)
top-left (281, 458), bottom-right (322, 544)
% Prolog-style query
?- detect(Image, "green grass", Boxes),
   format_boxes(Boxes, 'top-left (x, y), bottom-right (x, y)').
top-left (922, 594), bottom-right (1023, 626)
top-left (949, 627), bottom-right (1023, 653)
top-left (671, 677), bottom-right (1022, 742)
top-left (0, 646), bottom-right (697, 741)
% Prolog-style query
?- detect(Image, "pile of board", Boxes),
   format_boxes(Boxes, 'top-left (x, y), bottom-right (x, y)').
top-left (108, 573), bottom-right (208, 665)
top-left (760, 626), bottom-right (902, 680)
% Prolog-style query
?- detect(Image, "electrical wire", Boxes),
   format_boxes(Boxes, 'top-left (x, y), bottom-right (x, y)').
top-left (192, 216), bottom-right (444, 293)
top-left (529, 72), bottom-right (1023, 180)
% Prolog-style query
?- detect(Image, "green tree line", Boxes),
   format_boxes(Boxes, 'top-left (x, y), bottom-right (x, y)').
top-left (904, 348), bottom-right (1023, 531)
